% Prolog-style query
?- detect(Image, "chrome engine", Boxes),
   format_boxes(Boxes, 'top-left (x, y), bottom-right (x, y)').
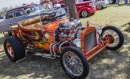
top-left (56, 19), bottom-right (81, 41)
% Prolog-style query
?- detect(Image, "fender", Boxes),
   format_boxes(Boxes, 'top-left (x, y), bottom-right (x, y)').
top-left (95, 1), bottom-right (106, 8)
top-left (77, 7), bottom-right (94, 16)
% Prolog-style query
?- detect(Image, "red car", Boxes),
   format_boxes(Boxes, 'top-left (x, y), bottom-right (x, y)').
top-left (76, 1), bottom-right (96, 17)
top-left (40, 0), bottom-right (97, 17)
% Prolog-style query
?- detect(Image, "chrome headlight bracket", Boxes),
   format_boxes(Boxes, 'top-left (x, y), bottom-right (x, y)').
top-left (73, 38), bottom-right (81, 48)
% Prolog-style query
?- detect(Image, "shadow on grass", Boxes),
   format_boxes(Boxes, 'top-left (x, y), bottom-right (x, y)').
top-left (88, 24), bottom-right (130, 79)
top-left (0, 34), bottom-right (69, 79)
top-left (0, 36), bottom-right (4, 45)
top-left (0, 45), bottom-right (129, 79)
top-left (0, 54), bottom-right (70, 79)
top-left (81, 21), bottom-right (130, 79)
top-left (89, 49), bottom-right (130, 79)
top-left (0, 33), bottom-right (70, 79)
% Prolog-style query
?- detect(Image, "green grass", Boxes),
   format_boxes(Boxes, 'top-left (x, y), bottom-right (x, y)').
top-left (0, 4), bottom-right (130, 79)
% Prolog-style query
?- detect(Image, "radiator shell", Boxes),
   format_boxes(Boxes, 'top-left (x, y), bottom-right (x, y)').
top-left (80, 27), bottom-right (97, 53)
top-left (84, 30), bottom-right (97, 52)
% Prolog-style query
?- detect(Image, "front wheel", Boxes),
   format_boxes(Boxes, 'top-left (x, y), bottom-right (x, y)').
top-left (81, 10), bottom-right (89, 17)
top-left (97, 5), bottom-right (103, 10)
top-left (102, 26), bottom-right (124, 50)
top-left (60, 47), bottom-right (89, 79)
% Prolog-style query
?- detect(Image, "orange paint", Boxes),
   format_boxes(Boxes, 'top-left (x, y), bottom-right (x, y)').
top-left (11, 16), bottom-right (112, 61)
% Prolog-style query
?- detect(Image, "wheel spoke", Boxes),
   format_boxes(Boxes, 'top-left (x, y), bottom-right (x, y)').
top-left (6, 43), bottom-right (14, 57)
top-left (63, 51), bottom-right (83, 76)
top-left (81, 11), bottom-right (88, 17)
top-left (103, 29), bottom-right (119, 47)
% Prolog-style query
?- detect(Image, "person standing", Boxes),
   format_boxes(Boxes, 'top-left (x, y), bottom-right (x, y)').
top-left (116, 0), bottom-right (120, 5)
top-left (124, 0), bottom-right (128, 4)
top-left (45, 0), bottom-right (51, 9)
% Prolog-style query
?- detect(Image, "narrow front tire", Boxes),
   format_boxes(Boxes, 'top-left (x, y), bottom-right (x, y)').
top-left (60, 47), bottom-right (89, 79)
top-left (102, 26), bottom-right (124, 50)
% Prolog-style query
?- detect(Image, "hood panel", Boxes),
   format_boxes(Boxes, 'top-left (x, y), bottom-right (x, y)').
top-left (44, 18), bottom-right (70, 32)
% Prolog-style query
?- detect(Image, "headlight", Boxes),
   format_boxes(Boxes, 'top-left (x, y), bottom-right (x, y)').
top-left (73, 38), bottom-right (81, 48)
top-left (96, 27), bottom-right (102, 34)
top-left (44, 33), bottom-right (51, 39)
top-left (89, 3), bottom-right (92, 7)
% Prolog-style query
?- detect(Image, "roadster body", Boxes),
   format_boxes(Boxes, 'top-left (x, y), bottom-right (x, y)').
top-left (3, 13), bottom-right (124, 79)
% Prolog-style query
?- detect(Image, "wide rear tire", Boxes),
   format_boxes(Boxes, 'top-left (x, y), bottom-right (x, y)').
top-left (3, 36), bottom-right (25, 62)
top-left (60, 47), bottom-right (89, 79)
top-left (102, 26), bottom-right (124, 50)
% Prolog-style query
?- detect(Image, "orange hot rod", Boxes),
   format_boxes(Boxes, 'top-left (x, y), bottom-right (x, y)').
top-left (3, 12), bottom-right (124, 79)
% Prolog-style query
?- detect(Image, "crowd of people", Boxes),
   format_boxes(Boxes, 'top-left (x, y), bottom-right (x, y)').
top-left (116, 0), bottom-right (129, 5)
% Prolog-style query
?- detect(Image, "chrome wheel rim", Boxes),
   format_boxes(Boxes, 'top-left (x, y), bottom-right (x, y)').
top-left (62, 51), bottom-right (83, 76)
top-left (102, 29), bottom-right (120, 47)
top-left (6, 43), bottom-right (14, 57)
top-left (81, 11), bottom-right (88, 17)
top-left (97, 5), bottom-right (102, 10)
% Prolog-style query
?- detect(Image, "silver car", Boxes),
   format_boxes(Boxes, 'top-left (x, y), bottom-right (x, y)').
top-left (95, 0), bottom-right (109, 10)
top-left (0, 4), bottom-right (66, 36)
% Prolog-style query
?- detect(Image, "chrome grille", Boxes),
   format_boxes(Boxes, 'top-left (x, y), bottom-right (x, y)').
top-left (84, 30), bottom-right (97, 52)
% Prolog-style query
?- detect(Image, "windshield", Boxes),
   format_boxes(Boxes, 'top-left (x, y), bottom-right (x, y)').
top-left (75, 0), bottom-right (84, 3)
top-left (24, 5), bottom-right (44, 14)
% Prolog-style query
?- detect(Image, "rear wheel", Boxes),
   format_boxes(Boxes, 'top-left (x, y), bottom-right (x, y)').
top-left (102, 26), bottom-right (124, 50)
top-left (81, 10), bottom-right (89, 17)
top-left (3, 36), bottom-right (25, 62)
top-left (109, 0), bottom-right (113, 4)
top-left (97, 5), bottom-right (103, 10)
top-left (60, 47), bottom-right (89, 79)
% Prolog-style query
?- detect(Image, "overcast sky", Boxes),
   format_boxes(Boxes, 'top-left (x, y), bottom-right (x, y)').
top-left (0, 0), bottom-right (40, 10)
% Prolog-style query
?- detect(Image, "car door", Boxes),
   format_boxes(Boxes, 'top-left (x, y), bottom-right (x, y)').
top-left (13, 8), bottom-right (28, 22)
top-left (0, 9), bottom-right (28, 32)
top-left (0, 10), bottom-right (15, 32)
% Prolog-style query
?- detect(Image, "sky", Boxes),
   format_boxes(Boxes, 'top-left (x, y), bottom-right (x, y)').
top-left (0, 0), bottom-right (40, 10)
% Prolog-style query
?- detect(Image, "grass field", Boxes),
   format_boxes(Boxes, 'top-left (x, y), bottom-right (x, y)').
top-left (0, 4), bottom-right (130, 79)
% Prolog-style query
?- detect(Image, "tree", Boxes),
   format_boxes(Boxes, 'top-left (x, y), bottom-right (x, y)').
top-left (63, 0), bottom-right (79, 19)
top-left (1, 7), bottom-right (9, 15)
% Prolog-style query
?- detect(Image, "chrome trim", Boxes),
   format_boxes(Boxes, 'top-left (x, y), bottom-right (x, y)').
top-left (50, 42), bottom-right (57, 56)
top-left (59, 41), bottom-right (68, 53)
top-left (0, 22), bottom-right (17, 27)
top-left (52, 42), bottom-right (61, 58)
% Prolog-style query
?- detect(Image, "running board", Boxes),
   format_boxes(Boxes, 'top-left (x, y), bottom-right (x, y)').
top-left (16, 57), bottom-right (26, 63)
top-left (33, 52), bottom-right (60, 59)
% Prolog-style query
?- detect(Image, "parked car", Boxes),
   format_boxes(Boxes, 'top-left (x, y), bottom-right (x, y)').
top-left (108, 0), bottom-right (113, 4)
top-left (76, 1), bottom-right (97, 17)
top-left (0, 4), bottom-right (44, 35)
top-left (0, 4), bottom-right (66, 36)
top-left (95, 0), bottom-right (109, 10)
top-left (41, 0), bottom-right (97, 17)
